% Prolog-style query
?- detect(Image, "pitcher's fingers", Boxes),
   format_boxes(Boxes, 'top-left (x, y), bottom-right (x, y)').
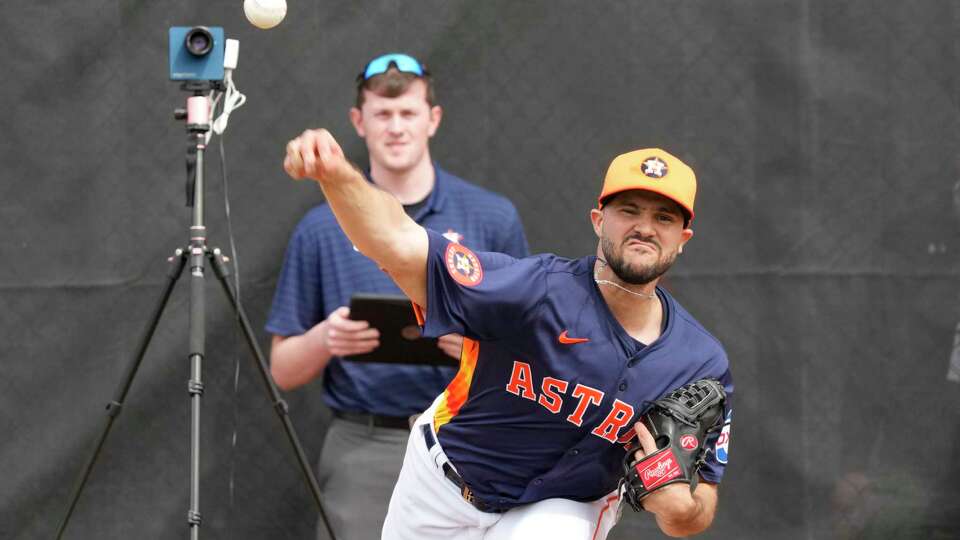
top-left (285, 140), bottom-right (305, 178)
top-left (283, 155), bottom-right (304, 179)
top-left (634, 421), bottom-right (658, 456)
top-left (300, 132), bottom-right (320, 174)
top-left (315, 130), bottom-right (339, 170)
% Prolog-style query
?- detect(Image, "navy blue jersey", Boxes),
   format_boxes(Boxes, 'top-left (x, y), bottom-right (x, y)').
top-left (266, 166), bottom-right (529, 416)
top-left (417, 230), bottom-right (733, 510)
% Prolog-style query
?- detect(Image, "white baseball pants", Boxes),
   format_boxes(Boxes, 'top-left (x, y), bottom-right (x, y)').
top-left (381, 397), bottom-right (622, 540)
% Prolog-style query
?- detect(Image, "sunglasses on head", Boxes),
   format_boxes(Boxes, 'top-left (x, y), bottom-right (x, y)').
top-left (358, 53), bottom-right (429, 81)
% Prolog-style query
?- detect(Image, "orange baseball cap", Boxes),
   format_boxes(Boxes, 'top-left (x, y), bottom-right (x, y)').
top-left (597, 148), bottom-right (697, 224)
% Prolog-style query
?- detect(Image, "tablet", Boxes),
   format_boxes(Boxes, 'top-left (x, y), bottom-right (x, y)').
top-left (344, 293), bottom-right (458, 367)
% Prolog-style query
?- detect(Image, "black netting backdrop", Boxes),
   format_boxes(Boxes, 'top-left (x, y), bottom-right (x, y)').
top-left (2, 1), bottom-right (959, 538)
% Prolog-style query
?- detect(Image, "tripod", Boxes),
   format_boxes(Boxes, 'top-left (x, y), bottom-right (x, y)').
top-left (55, 84), bottom-right (337, 540)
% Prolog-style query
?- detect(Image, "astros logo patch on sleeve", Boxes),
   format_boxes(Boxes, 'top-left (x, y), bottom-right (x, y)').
top-left (444, 242), bottom-right (483, 287)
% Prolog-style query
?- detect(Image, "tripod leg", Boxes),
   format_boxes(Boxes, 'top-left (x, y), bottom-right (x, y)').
top-left (187, 243), bottom-right (207, 540)
top-left (207, 250), bottom-right (338, 540)
top-left (56, 250), bottom-right (188, 540)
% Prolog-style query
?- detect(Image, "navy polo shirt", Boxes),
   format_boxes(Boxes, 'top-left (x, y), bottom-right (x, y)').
top-left (419, 230), bottom-right (734, 510)
top-left (266, 165), bottom-right (529, 416)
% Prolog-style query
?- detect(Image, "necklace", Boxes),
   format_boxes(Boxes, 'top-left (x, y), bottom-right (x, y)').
top-left (593, 259), bottom-right (658, 299)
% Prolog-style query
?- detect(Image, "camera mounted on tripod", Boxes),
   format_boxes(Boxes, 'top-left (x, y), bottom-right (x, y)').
top-left (167, 26), bottom-right (236, 204)
top-left (169, 26), bottom-right (226, 87)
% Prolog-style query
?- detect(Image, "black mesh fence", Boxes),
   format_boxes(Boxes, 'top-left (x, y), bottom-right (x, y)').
top-left (2, 1), bottom-right (959, 538)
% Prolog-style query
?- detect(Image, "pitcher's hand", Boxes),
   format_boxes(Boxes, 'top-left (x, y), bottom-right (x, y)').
top-left (284, 128), bottom-right (355, 184)
top-left (631, 421), bottom-right (697, 517)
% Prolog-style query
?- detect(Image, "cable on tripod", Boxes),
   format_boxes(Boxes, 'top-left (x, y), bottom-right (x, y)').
top-left (206, 79), bottom-right (246, 531)
top-left (211, 69), bottom-right (247, 139)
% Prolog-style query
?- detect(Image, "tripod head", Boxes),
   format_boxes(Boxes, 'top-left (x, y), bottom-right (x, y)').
top-left (174, 81), bottom-right (224, 208)
top-left (173, 81), bottom-right (223, 131)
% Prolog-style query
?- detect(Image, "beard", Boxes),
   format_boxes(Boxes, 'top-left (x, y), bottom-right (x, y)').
top-left (600, 236), bottom-right (677, 285)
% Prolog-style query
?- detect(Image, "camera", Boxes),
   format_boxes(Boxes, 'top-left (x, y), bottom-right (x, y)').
top-left (169, 26), bottom-right (225, 81)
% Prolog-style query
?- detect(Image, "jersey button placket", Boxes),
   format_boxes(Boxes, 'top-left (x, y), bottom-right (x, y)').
top-left (618, 380), bottom-right (627, 392)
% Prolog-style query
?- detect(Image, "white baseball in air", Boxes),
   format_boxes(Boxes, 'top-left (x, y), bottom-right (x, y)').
top-left (244, 0), bottom-right (287, 29)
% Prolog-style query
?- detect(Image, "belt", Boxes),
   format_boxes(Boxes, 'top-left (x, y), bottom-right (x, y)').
top-left (332, 409), bottom-right (411, 430)
top-left (420, 424), bottom-right (502, 513)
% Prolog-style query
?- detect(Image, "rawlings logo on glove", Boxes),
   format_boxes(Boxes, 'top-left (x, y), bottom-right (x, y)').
top-left (621, 378), bottom-right (726, 512)
top-left (637, 451), bottom-right (682, 489)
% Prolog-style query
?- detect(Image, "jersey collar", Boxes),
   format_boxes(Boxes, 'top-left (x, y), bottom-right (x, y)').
top-left (585, 255), bottom-right (675, 355)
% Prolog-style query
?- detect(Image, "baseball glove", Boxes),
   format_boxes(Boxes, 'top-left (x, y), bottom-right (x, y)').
top-left (621, 378), bottom-right (726, 512)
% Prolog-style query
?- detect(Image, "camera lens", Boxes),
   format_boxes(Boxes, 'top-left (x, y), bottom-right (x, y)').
top-left (184, 27), bottom-right (214, 57)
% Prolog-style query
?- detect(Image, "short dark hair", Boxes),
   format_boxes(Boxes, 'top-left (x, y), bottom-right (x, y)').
top-left (355, 68), bottom-right (437, 109)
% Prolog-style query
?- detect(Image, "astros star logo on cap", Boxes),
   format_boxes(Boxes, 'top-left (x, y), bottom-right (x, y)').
top-left (641, 157), bottom-right (668, 178)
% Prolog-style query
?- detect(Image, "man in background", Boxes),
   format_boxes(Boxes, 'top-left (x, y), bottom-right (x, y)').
top-left (265, 53), bottom-right (528, 539)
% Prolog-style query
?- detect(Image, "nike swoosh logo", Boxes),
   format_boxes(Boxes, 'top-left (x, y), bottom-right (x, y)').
top-left (558, 330), bottom-right (590, 345)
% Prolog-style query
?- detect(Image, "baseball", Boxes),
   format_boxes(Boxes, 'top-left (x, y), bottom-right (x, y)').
top-left (244, 0), bottom-right (287, 29)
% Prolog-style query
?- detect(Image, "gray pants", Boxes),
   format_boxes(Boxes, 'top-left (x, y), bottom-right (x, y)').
top-left (316, 417), bottom-right (410, 540)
